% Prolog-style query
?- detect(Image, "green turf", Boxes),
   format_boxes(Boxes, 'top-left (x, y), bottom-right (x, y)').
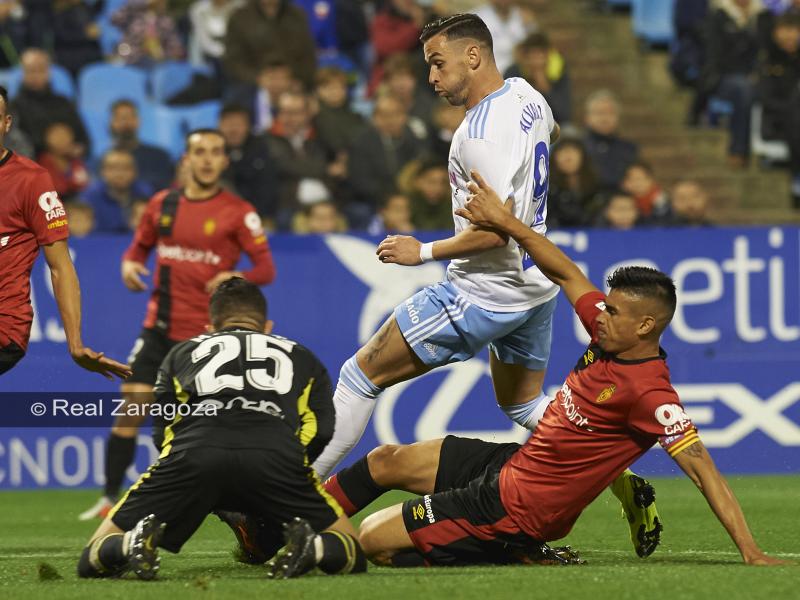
top-left (0, 476), bottom-right (797, 599)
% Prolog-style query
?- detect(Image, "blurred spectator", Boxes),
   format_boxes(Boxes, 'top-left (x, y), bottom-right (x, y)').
top-left (348, 93), bottom-right (430, 224)
top-left (0, 0), bottom-right (24, 69)
top-left (368, 190), bottom-right (415, 235)
top-left (546, 137), bottom-right (603, 228)
top-left (65, 201), bottom-right (95, 237)
top-left (620, 161), bottom-right (671, 221)
top-left (334, 0), bottom-right (370, 71)
top-left (314, 66), bottom-right (366, 152)
top-left (37, 122), bottom-right (90, 202)
top-left (189, 0), bottom-right (244, 74)
top-left (266, 91), bottom-right (341, 227)
top-left (757, 15), bottom-right (800, 141)
top-left (429, 100), bottom-right (465, 161)
top-left (82, 149), bottom-right (154, 232)
top-left (667, 180), bottom-right (713, 226)
top-left (789, 84), bottom-right (800, 208)
top-left (218, 103), bottom-right (278, 218)
top-left (381, 53), bottom-right (436, 135)
top-left (582, 89), bottom-right (639, 189)
top-left (231, 59), bottom-right (299, 133)
top-left (293, 199), bottom-right (347, 233)
top-left (52, 0), bottom-right (102, 77)
top-left (504, 32), bottom-right (571, 123)
top-left (224, 0), bottom-right (317, 90)
top-left (369, 0), bottom-right (427, 94)
top-left (596, 192), bottom-right (640, 230)
top-left (669, 0), bottom-right (710, 88)
top-left (11, 49), bottom-right (90, 155)
top-left (399, 157), bottom-right (451, 231)
top-left (22, 0), bottom-right (51, 48)
top-left (112, 0), bottom-right (185, 66)
top-left (109, 99), bottom-right (175, 191)
top-left (695, 0), bottom-right (764, 166)
top-left (4, 113), bottom-right (34, 157)
top-left (474, 0), bottom-right (537, 75)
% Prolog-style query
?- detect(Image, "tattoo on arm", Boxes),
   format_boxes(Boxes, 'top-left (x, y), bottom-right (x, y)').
top-left (684, 442), bottom-right (703, 457)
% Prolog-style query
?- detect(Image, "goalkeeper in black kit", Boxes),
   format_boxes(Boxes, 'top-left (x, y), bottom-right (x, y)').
top-left (77, 278), bottom-right (367, 580)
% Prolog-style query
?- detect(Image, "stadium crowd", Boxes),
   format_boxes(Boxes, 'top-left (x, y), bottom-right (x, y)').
top-left (2, 0), bottom-right (793, 238)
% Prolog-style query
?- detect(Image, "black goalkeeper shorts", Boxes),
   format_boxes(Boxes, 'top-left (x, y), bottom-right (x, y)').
top-left (109, 444), bottom-right (342, 553)
top-left (401, 436), bottom-right (536, 566)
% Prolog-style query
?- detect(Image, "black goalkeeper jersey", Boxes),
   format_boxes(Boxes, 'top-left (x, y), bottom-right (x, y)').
top-left (152, 327), bottom-right (334, 461)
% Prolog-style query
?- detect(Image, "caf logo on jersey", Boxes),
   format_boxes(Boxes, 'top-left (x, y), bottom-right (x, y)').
top-left (204, 218), bottom-right (216, 236)
top-left (596, 384), bottom-right (616, 403)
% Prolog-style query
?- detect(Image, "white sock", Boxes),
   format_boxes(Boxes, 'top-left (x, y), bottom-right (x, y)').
top-left (312, 356), bottom-right (383, 478)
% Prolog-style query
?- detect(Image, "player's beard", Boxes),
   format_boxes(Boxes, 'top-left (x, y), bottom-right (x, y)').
top-left (443, 77), bottom-right (469, 107)
top-left (191, 169), bottom-right (221, 191)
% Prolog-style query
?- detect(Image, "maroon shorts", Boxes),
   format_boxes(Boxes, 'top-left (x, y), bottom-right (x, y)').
top-left (401, 436), bottom-right (539, 566)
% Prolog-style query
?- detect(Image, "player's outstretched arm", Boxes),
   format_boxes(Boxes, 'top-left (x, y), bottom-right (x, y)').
top-left (376, 227), bottom-right (507, 267)
top-left (672, 441), bottom-right (789, 566)
top-left (43, 240), bottom-right (132, 380)
top-left (456, 170), bottom-right (597, 307)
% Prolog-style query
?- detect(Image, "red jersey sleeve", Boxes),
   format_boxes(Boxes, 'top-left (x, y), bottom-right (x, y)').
top-left (123, 193), bottom-right (162, 264)
top-left (236, 208), bottom-right (276, 285)
top-left (23, 171), bottom-right (69, 246)
top-left (574, 290), bottom-right (606, 340)
top-left (628, 387), bottom-right (700, 458)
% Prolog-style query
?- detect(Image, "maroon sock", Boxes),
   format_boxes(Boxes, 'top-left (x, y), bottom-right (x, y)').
top-left (323, 456), bottom-right (387, 516)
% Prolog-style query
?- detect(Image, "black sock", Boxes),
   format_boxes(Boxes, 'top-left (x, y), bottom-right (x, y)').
top-left (77, 533), bottom-right (128, 578)
top-left (390, 549), bottom-right (427, 568)
top-left (316, 531), bottom-right (367, 574)
top-left (326, 456), bottom-right (387, 516)
top-left (104, 434), bottom-right (137, 499)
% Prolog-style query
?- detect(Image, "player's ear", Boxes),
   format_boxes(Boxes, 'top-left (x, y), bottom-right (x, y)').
top-left (466, 43), bottom-right (481, 69)
top-left (637, 315), bottom-right (656, 337)
top-left (263, 320), bottom-right (274, 335)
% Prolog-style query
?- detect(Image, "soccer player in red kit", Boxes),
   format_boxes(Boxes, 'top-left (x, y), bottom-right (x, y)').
top-left (80, 128), bottom-right (276, 520)
top-left (325, 172), bottom-right (787, 567)
top-left (0, 85), bottom-right (130, 379)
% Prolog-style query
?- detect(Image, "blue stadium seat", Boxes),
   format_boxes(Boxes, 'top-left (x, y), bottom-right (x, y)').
top-left (78, 64), bottom-right (148, 114)
top-left (632, 0), bottom-right (675, 46)
top-left (150, 61), bottom-right (196, 103)
top-left (2, 64), bottom-right (76, 99)
top-left (149, 101), bottom-right (222, 160)
top-left (0, 69), bottom-right (13, 92)
top-left (97, 16), bottom-right (123, 56)
top-left (80, 106), bottom-right (113, 161)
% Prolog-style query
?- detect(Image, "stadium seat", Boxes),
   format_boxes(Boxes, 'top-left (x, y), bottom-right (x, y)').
top-left (78, 64), bottom-right (148, 114)
top-left (97, 16), bottom-right (123, 57)
top-left (750, 104), bottom-right (790, 164)
top-left (632, 0), bottom-right (675, 46)
top-left (2, 64), bottom-right (76, 99)
top-left (150, 61), bottom-right (196, 103)
top-left (80, 106), bottom-right (113, 162)
top-left (0, 69), bottom-right (12, 92)
top-left (149, 101), bottom-right (222, 160)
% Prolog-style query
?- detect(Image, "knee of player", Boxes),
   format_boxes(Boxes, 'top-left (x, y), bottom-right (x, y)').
top-left (357, 515), bottom-right (392, 565)
top-left (366, 444), bottom-right (404, 487)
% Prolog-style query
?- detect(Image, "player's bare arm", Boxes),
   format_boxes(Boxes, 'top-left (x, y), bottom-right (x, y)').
top-left (121, 259), bottom-right (150, 292)
top-left (456, 170), bottom-right (596, 306)
top-left (43, 240), bottom-right (131, 379)
top-left (672, 440), bottom-right (789, 566)
top-left (376, 226), bottom-right (507, 266)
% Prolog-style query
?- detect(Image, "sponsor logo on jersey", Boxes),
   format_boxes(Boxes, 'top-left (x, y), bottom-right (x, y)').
top-left (160, 215), bottom-right (172, 228)
top-left (582, 348), bottom-right (595, 366)
top-left (559, 382), bottom-right (589, 428)
top-left (423, 342), bottom-right (438, 359)
top-left (654, 403), bottom-right (692, 436)
top-left (244, 211), bottom-right (263, 237)
top-left (38, 191), bottom-right (66, 221)
top-left (596, 384), bottom-right (616, 403)
top-left (423, 494), bottom-right (435, 523)
top-left (203, 218), bottom-right (216, 236)
top-left (156, 243), bottom-right (221, 265)
top-left (0, 235), bottom-right (9, 247)
top-left (519, 102), bottom-right (544, 134)
top-left (47, 218), bottom-right (68, 230)
top-left (412, 503), bottom-right (425, 521)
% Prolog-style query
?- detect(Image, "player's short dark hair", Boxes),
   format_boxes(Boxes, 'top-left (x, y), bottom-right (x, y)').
top-left (185, 128), bottom-right (226, 151)
top-left (607, 266), bottom-right (676, 321)
top-left (0, 85), bottom-right (8, 109)
top-left (209, 277), bottom-right (268, 327)
top-left (518, 32), bottom-right (551, 52)
top-left (111, 98), bottom-right (138, 113)
top-left (419, 13), bottom-right (493, 53)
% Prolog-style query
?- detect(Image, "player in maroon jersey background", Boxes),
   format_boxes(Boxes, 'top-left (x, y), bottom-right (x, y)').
top-left (0, 84), bottom-right (131, 379)
top-left (80, 129), bottom-right (276, 520)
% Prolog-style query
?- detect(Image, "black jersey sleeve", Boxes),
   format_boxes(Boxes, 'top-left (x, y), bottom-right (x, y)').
top-left (151, 343), bottom-right (184, 450)
top-left (296, 353), bottom-right (335, 464)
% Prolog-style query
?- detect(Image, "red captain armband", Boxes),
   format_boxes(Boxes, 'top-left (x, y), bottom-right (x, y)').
top-left (659, 428), bottom-right (700, 458)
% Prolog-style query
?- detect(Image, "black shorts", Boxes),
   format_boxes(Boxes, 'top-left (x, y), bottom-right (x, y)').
top-left (109, 444), bottom-right (342, 553)
top-left (402, 436), bottom-right (535, 566)
top-left (0, 342), bottom-right (25, 376)
top-left (127, 328), bottom-right (180, 385)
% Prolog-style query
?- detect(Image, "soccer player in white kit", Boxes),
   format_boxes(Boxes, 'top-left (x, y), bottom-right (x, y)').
top-left (312, 13), bottom-right (560, 477)
top-left (313, 14), bottom-right (662, 558)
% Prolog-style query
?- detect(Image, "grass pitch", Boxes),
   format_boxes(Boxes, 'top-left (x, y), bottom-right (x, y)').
top-left (0, 476), bottom-right (797, 600)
